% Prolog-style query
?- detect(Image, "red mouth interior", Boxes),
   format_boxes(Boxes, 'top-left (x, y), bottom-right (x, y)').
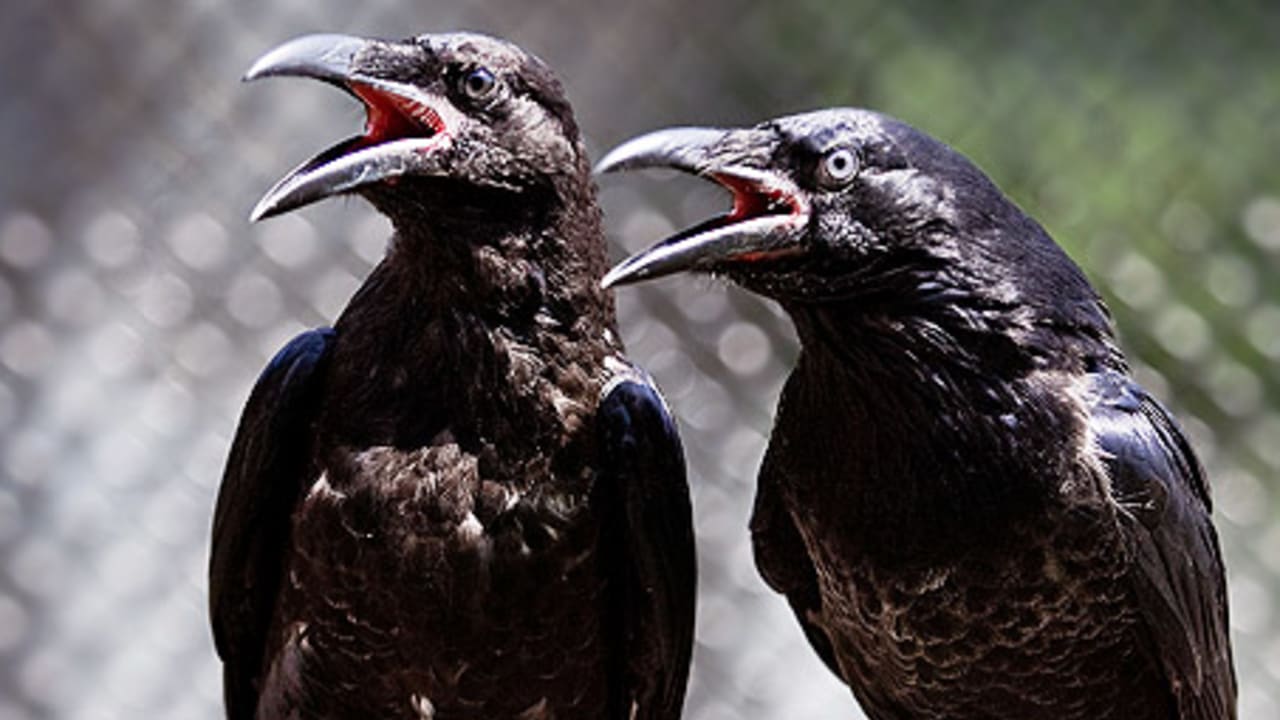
top-left (708, 172), bottom-right (806, 264)
top-left (714, 172), bottom-right (803, 223)
top-left (350, 83), bottom-right (446, 148)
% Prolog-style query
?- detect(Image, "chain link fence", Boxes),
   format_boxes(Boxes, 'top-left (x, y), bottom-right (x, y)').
top-left (1, 1), bottom-right (1278, 718)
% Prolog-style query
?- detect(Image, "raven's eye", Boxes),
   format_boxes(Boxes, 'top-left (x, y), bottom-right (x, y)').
top-left (817, 148), bottom-right (859, 188)
top-left (460, 66), bottom-right (497, 100)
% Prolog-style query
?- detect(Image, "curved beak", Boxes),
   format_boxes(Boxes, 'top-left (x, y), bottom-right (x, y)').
top-left (245, 34), bottom-right (461, 221)
top-left (596, 127), bottom-right (809, 288)
top-left (243, 33), bottom-right (367, 86)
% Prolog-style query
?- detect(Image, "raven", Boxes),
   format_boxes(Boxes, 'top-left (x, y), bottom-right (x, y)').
top-left (210, 33), bottom-right (695, 720)
top-left (597, 110), bottom-right (1235, 719)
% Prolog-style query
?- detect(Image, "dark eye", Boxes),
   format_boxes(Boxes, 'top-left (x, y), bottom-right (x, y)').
top-left (460, 66), bottom-right (497, 100)
top-left (817, 148), bottom-right (859, 188)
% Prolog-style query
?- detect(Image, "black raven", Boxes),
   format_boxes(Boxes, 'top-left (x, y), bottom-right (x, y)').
top-left (597, 110), bottom-right (1235, 719)
top-left (210, 33), bottom-right (695, 720)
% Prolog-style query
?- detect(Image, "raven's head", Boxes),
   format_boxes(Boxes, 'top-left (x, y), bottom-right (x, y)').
top-left (246, 33), bottom-right (587, 223)
top-left (598, 108), bottom-right (1116, 371)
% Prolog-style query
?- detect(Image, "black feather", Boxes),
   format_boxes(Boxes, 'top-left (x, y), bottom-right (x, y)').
top-left (605, 107), bottom-right (1236, 719)
top-left (210, 327), bottom-right (334, 720)
top-left (212, 33), bottom-right (694, 719)
top-left (597, 375), bottom-right (696, 719)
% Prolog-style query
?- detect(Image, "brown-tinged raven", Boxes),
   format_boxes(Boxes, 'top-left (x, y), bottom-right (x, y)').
top-left (210, 33), bottom-right (694, 720)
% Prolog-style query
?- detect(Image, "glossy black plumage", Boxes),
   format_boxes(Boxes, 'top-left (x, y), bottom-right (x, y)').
top-left (598, 109), bottom-right (1235, 719)
top-left (210, 33), bottom-right (694, 720)
top-left (211, 328), bottom-right (336, 716)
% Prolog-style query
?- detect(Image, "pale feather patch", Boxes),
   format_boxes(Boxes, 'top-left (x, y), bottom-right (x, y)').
top-left (456, 511), bottom-right (484, 542)
top-left (1058, 371), bottom-right (1114, 504)
top-left (516, 697), bottom-right (550, 720)
top-left (1043, 552), bottom-right (1066, 583)
top-left (503, 487), bottom-right (523, 512)
top-left (307, 471), bottom-right (345, 500)
top-left (410, 693), bottom-right (436, 719)
top-left (882, 168), bottom-right (961, 227)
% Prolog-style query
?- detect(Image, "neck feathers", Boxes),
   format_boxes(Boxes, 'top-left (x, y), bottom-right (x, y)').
top-left (322, 168), bottom-right (618, 448)
top-left (369, 166), bottom-right (614, 337)
top-left (778, 306), bottom-right (1092, 563)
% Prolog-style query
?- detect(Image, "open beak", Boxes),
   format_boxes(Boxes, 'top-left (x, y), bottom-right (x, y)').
top-left (596, 127), bottom-right (810, 288)
top-left (245, 34), bottom-right (460, 221)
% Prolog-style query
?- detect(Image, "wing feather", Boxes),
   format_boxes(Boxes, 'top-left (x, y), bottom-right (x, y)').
top-left (1088, 372), bottom-right (1236, 720)
top-left (209, 327), bottom-right (335, 720)
top-left (595, 366), bottom-right (696, 720)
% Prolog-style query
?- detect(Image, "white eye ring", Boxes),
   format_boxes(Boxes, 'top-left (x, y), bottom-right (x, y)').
top-left (819, 148), bottom-right (858, 187)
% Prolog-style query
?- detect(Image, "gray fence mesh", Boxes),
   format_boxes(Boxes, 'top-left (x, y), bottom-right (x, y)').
top-left (2, 1), bottom-right (1278, 718)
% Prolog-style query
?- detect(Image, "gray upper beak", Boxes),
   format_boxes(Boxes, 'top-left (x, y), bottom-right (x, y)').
top-left (594, 127), bottom-right (730, 176)
top-left (243, 33), bottom-right (367, 85)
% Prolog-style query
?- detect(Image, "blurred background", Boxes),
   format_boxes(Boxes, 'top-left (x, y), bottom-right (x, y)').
top-left (1, 1), bottom-right (1278, 718)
